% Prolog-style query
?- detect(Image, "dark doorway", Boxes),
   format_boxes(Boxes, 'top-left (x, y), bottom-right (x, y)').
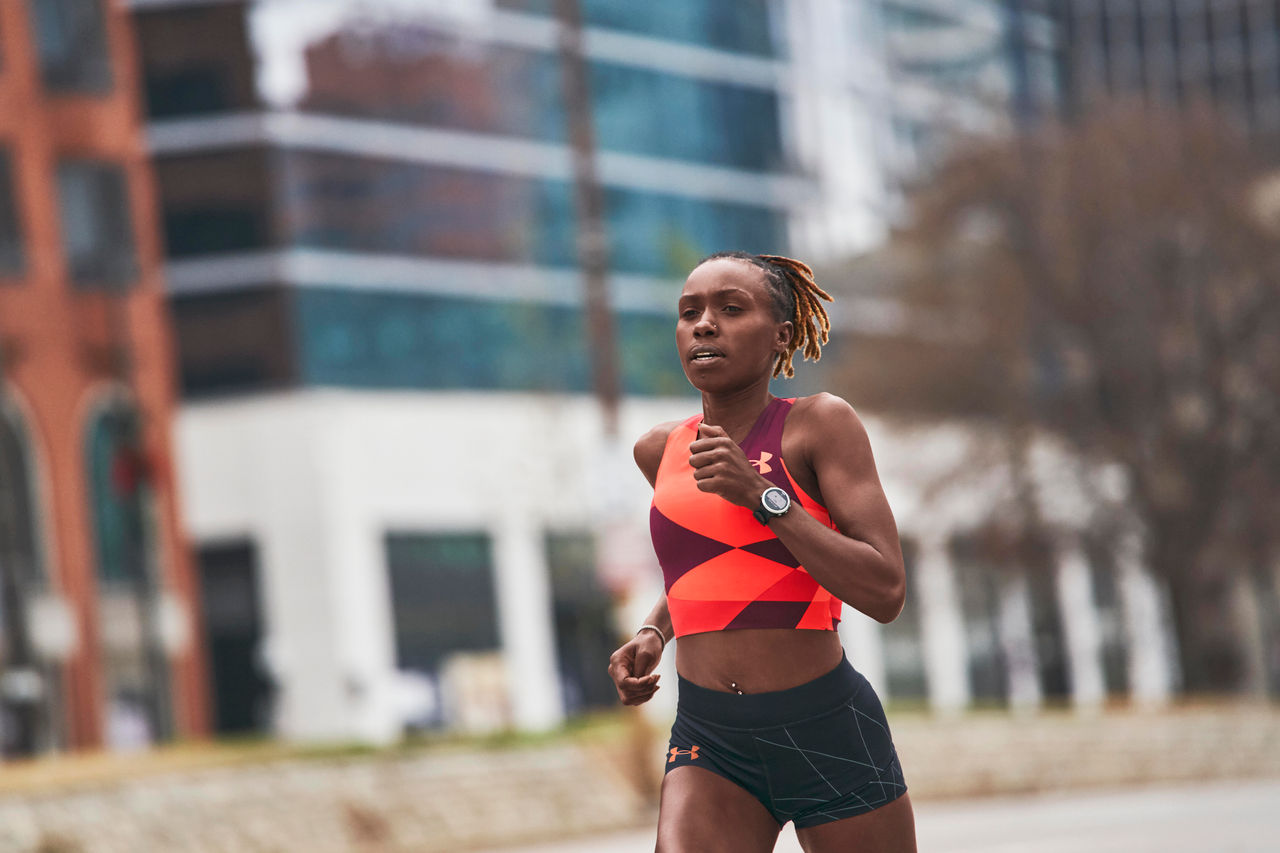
top-left (953, 535), bottom-right (1009, 707)
top-left (1027, 568), bottom-right (1071, 701)
top-left (385, 532), bottom-right (500, 730)
top-left (882, 539), bottom-right (927, 705)
top-left (546, 531), bottom-right (618, 714)
top-left (196, 540), bottom-right (270, 735)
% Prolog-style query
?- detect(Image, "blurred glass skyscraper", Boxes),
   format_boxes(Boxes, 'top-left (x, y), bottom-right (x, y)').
top-left (873, 0), bottom-right (1059, 176)
top-left (139, 0), bottom-right (803, 397)
top-left (135, 0), bottom-right (1065, 400)
top-left (1057, 1), bottom-right (1280, 133)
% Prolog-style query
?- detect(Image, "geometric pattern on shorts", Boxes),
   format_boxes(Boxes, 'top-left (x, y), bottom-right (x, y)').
top-left (753, 702), bottom-right (908, 825)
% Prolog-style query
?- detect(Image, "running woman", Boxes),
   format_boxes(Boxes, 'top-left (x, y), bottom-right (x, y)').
top-left (608, 252), bottom-right (916, 852)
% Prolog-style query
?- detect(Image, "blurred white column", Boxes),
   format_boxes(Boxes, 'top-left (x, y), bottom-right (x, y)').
top-left (1055, 540), bottom-right (1106, 712)
top-left (493, 512), bottom-right (564, 731)
top-left (255, 420), bottom-right (348, 742)
top-left (781, 0), bottom-right (889, 259)
top-left (1116, 530), bottom-right (1173, 707)
top-left (840, 611), bottom-right (886, 700)
top-left (997, 572), bottom-right (1042, 714)
top-left (916, 533), bottom-right (969, 714)
top-left (1233, 573), bottom-right (1270, 697)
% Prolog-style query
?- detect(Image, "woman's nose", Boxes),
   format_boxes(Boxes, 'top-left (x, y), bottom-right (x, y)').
top-left (693, 311), bottom-right (716, 335)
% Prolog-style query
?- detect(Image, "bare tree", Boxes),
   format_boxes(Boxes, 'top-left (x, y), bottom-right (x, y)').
top-left (835, 104), bottom-right (1280, 694)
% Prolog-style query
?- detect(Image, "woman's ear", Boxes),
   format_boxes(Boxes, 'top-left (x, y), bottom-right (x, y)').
top-left (775, 320), bottom-right (794, 354)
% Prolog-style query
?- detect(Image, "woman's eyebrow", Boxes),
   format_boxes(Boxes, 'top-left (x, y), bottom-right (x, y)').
top-left (679, 287), bottom-right (752, 302)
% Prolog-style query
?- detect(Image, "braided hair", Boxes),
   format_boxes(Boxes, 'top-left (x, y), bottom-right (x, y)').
top-left (698, 251), bottom-right (833, 378)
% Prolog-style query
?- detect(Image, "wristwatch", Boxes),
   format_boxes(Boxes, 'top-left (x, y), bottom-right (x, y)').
top-left (753, 486), bottom-right (791, 525)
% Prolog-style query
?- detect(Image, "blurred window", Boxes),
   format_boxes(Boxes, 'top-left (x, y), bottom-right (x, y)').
top-left (0, 150), bottom-right (22, 276)
top-left (170, 287), bottom-right (298, 397)
top-left (546, 531), bottom-right (618, 714)
top-left (589, 61), bottom-right (784, 171)
top-left (952, 535), bottom-right (1008, 707)
top-left (0, 402), bottom-right (42, 589)
top-left (880, 2), bottom-right (956, 31)
top-left (135, 4), bottom-right (258, 118)
top-left (604, 185), bottom-right (785, 279)
top-left (0, 400), bottom-right (46, 759)
top-left (85, 403), bottom-right (147, 585)
top-left (1024, 46), bottom-right (1061, 108)
top-left (1084, 541), bottom-right (1129, 695)
top-left (154, 149), bottom-right (274, 258)
top-left (300, 36), bottom-right (563, 141)
top-left (165, 206), bottom-right (269, 257)
top-left (1026, 564), bottom-right (1070, 700)
top-left (881, 539), bottom-right (927, 704)
top-left (56, 159), bottom-right (137, 289)
top-left (145, 64), bottom-right (233, 117)
top-left (30, 0), bottom-right (113, 94)
top-left (385, 531), bottom-right (500, 725)
top-left (280, 153), bottom-right (573, 268)
top-left (297, 33), bottom-right (784, 171)
top-left (294, 288), bottom-right (692, 396)
top-left (496, 0), bottom-right (779, 57)
top-left (196, 540), bottom-right (271, 735)
top-left (279, 152), bottom-right (785, 278)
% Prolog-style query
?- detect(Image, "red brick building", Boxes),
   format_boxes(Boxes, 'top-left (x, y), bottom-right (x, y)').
top-left (0, 0), bottom-right (206, 754)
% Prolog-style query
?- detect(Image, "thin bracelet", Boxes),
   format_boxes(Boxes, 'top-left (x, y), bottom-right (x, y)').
top-left (636, 624), bottom-right (666, 651)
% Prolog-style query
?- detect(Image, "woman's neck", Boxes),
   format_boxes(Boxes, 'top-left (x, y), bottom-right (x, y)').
top-left (700, 381), bottom-right (774, 443)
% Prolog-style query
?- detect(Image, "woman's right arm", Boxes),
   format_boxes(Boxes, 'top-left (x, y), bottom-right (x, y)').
top-left (607, 594), bottom-right (670, 705)
top-left (606, 422), bottom-right (678, 706)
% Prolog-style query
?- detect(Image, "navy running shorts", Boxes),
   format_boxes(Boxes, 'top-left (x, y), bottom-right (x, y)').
top-left (664, 653), bottom-right (908, 828)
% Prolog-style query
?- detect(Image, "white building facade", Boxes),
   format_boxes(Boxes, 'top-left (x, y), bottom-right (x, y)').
top-left (175, 391), bottom-right (1179, 742)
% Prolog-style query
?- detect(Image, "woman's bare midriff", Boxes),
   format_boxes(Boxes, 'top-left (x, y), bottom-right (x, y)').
top-left (675, 628), bottom-right (845, 694)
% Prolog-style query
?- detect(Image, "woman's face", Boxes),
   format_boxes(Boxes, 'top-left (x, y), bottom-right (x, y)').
top-left (676, 258), bottom-right (791, 392)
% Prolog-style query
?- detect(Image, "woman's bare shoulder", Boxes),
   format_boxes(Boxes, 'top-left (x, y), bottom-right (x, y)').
top-left (790, 392), bottom-right (863, 429)
top-left (788, 393), bottom-right (871, 457)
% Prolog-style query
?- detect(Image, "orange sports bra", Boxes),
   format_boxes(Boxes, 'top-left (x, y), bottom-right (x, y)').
top-left (649, 396), bottom-right (843, 638)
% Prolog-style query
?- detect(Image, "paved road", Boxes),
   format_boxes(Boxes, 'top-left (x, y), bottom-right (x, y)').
top-left (477, 777), bottom-right (1280, 852)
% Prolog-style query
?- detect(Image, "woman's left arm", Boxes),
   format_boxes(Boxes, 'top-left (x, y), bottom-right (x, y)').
top-left (690, 394), bottom-right (906, 622)
top-left (774, 394), bottom-right (906, 622)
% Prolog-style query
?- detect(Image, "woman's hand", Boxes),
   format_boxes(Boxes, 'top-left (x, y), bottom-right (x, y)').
top-left (688, 423), bottom-right (770, 509)
top-left (607, 631), bottom-right (664, 705)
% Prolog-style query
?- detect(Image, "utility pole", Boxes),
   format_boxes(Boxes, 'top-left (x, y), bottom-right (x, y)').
top-left (555, 0), bottom-right (659, 804)
top-left (555, 0), bottom-right (620, 438)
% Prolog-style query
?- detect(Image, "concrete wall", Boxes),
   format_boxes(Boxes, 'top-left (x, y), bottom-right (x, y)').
top-left (2, 705), bottom-right (1279, 853)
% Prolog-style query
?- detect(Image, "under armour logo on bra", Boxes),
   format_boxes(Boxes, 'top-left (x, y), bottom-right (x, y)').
top-left (668, 745), bottom-right (700, 763)
top-left (750, 452), bottom-right (773, 474)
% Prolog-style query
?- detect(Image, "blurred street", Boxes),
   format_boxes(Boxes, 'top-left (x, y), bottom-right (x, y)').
top-left (477, 777), bottom-right (1280, 853)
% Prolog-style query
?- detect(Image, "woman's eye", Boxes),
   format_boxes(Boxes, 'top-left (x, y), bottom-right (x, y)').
top-left (723, 304), bottom-right (741, 313)
top-left (680, 309), bottom-right (698, 319)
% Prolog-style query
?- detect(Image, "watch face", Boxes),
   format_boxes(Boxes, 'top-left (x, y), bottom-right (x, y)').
top-left (762, 487), bottom-right (790, 513)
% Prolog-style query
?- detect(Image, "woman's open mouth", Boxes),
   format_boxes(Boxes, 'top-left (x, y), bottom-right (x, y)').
top-left (688, 346), bottom-right (725, 363)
